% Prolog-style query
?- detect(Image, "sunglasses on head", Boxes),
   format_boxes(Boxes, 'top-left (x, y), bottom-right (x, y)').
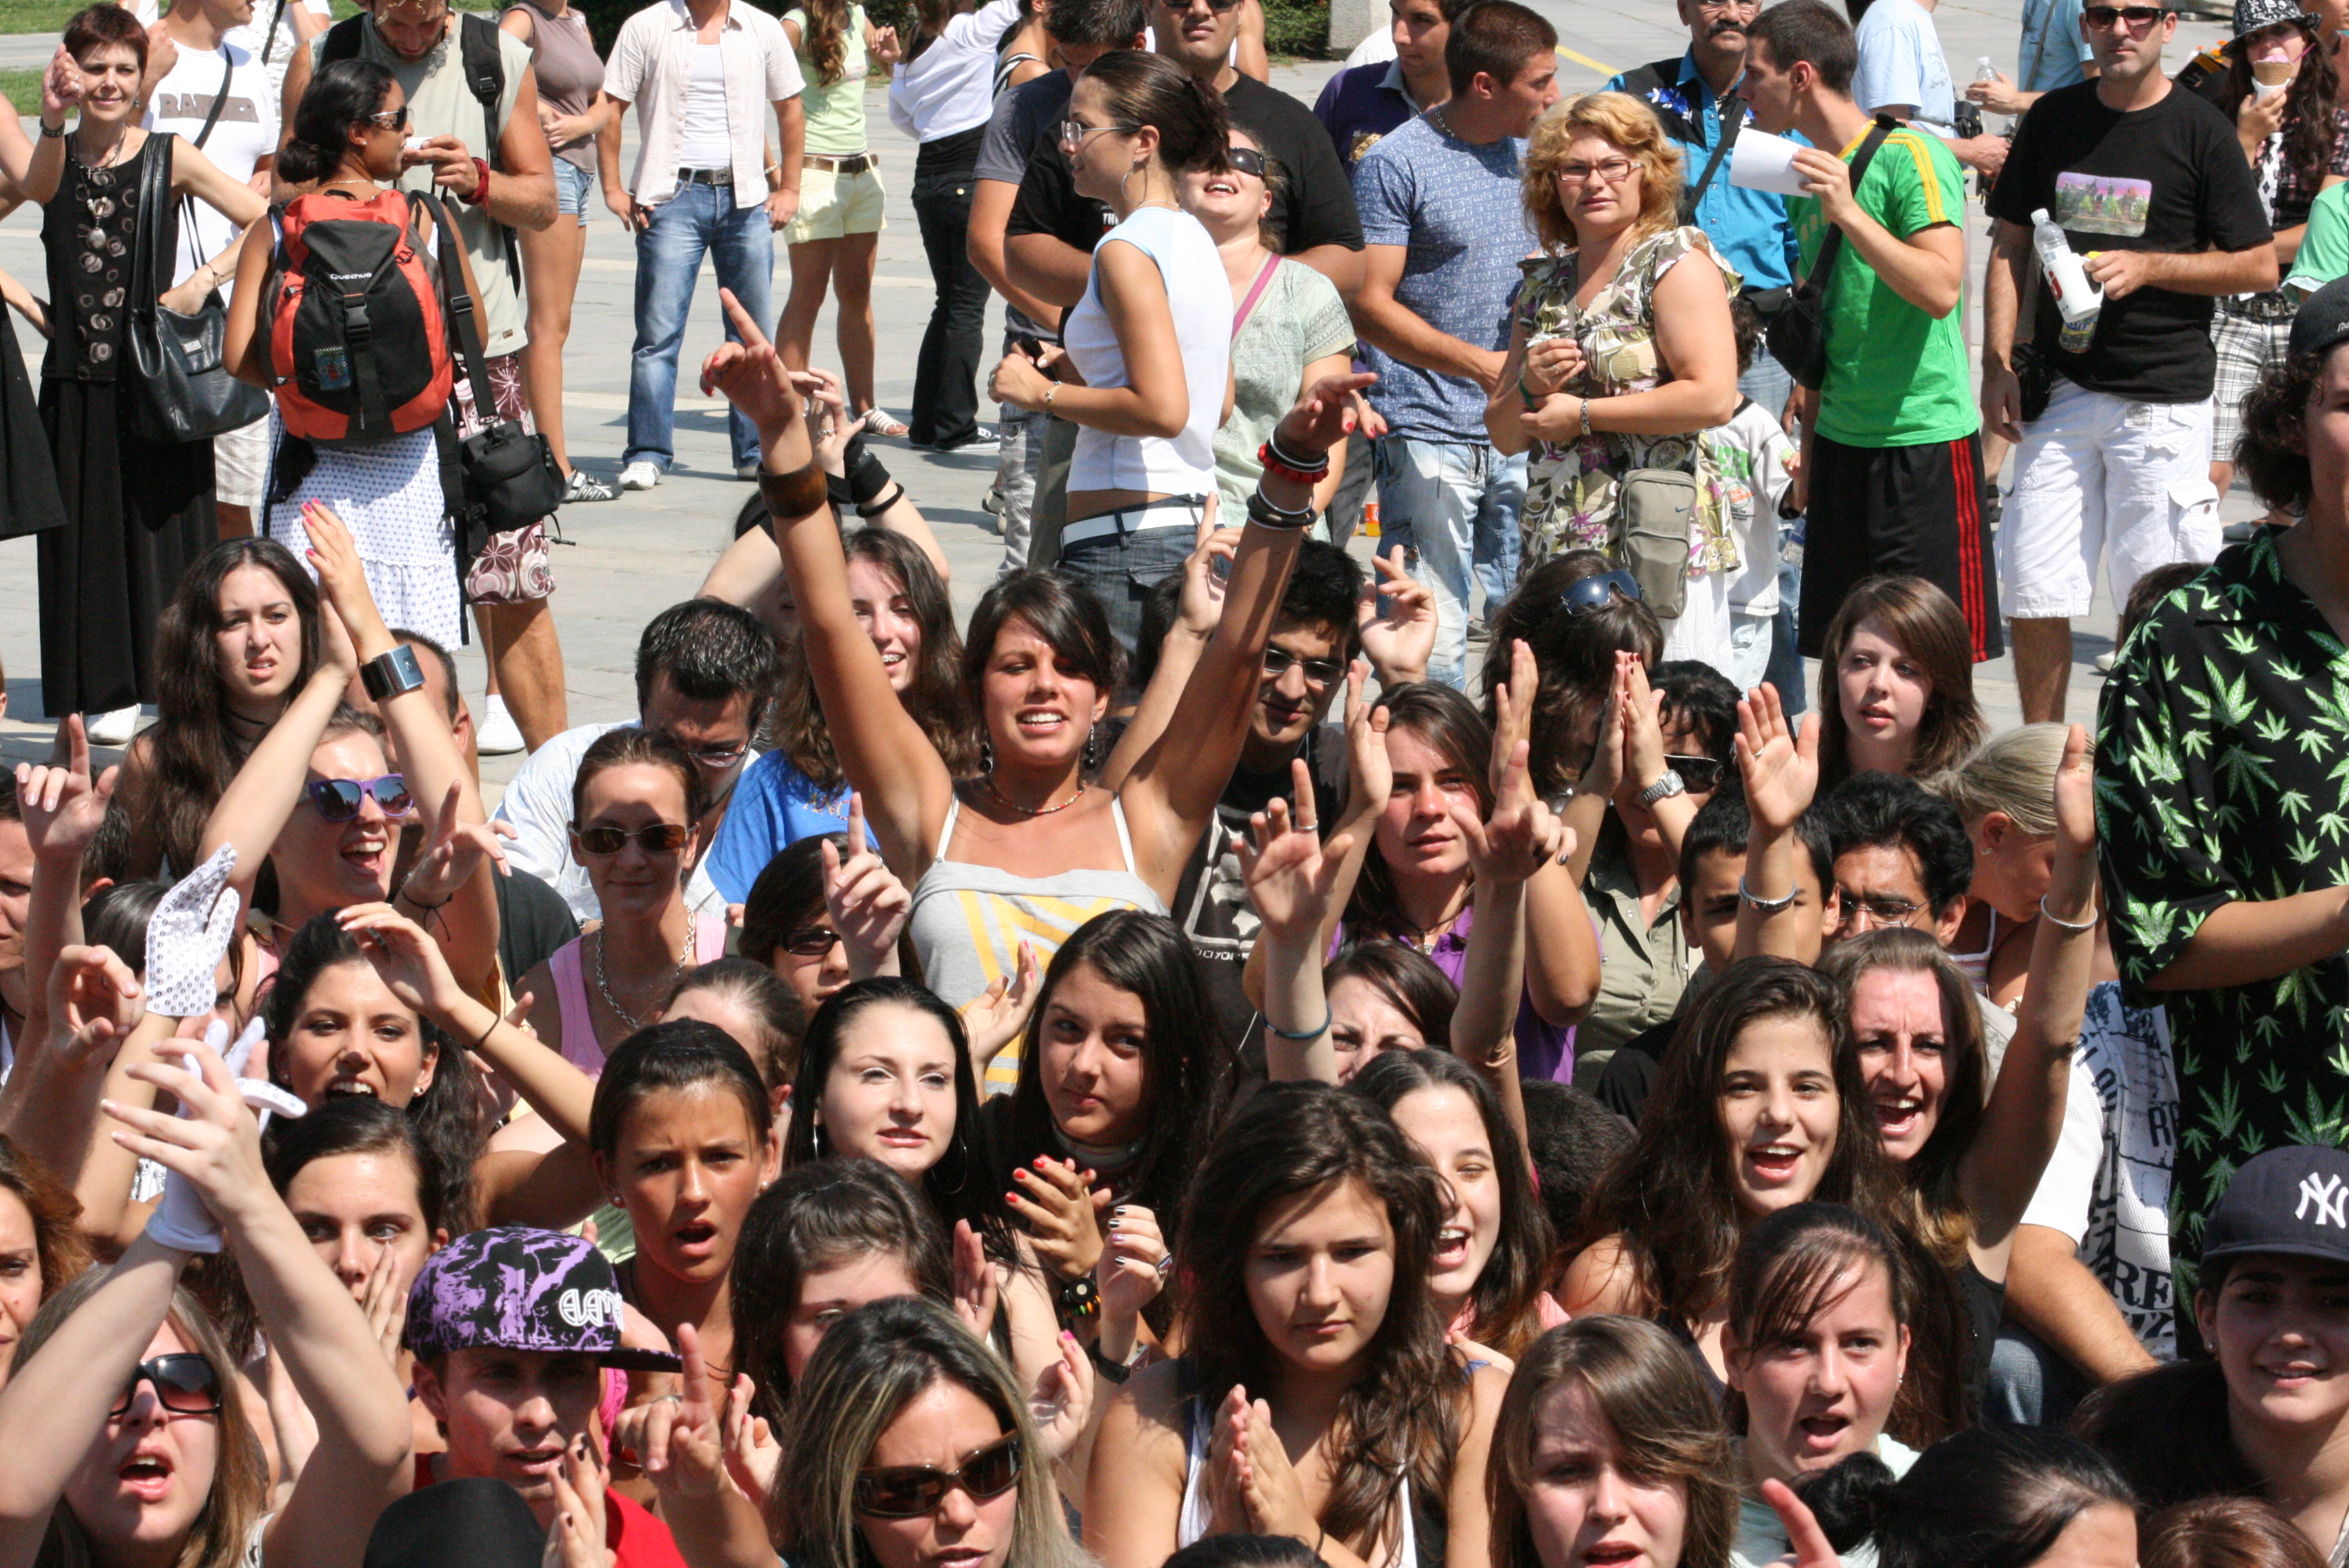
top-left (306, 775), bottom-right (415, 822)
top-left (2082, 5), bottom-right (2163, 25)
top-left (1557, 569), bottom-right (1642, 618)
top-left (1665, 754), bottom-right (1725, 793)
top-left (1225, 145), bottom-right (1268, 178)
top-left (112, 1354), bottom-right (223, 1419)
top-left (854, 1434), bottom-right (1023, 1518)
top-left (576, 822), bottom-right (692, 856)
top-left (781, 927), bottom-right (842, 959)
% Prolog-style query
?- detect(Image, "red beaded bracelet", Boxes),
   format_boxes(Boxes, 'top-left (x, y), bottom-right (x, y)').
top-left (1258, 440), bottom-right (1328, 488)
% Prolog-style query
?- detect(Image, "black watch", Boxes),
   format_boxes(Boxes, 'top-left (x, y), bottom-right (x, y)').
top-left (1087, 1339), bottom-right (1134, 1384)
top-left (1057, 1274), bottom-right (1100, 1322)
top-left (360, 644), bottom-right (427, 701)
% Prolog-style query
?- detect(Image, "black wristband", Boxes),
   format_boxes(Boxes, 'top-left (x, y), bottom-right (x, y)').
top-left (1246, 490), bottom-right (1315, 531)
top-left (854, 482), bottom-right (905, 519)
top-left (826, 470), bottom-right (857, 513)
top-left (1088, 1339), bottom-right (1134, 1384)
top-left (844, 434), bottom-right (896, 510)
top-left (1265, 428), bottom-right (1327, 475)
top-left (360, 644), bottom-right (427, 701)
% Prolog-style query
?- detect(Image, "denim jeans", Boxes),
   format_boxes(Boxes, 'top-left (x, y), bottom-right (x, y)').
top-left (1739, 345), bottom-right (1806, 715)
top-left (1056, 505), bottom-right (1203, 674)
top-left (993, 395), bottom-right (1048, 576)
top-left (1373, 434), bottom-right (1526, 688)
top-left (626, 181), bottom-right (774, 472)
top-left (910, 130), bottom-right (988, 448)
top-left (1983, 1323), bottom-right (2091, 1427)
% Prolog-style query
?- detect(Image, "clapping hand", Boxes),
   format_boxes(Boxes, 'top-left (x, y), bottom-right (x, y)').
top-left (1096, 1201), bottom-right (1169, 1348)
top-left (1030, 1330), bottom-right (1096, 1465)
top-left (951, 1219), bottom-right (999, 1339)
top-left (1006, 1156), bottom-right (1109, 1284)
top-left (958, 940), bottom-right (1041, 1077)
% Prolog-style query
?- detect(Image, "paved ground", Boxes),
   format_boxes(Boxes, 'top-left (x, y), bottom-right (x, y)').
top-left (0, 0), bottom-right (2251, 797)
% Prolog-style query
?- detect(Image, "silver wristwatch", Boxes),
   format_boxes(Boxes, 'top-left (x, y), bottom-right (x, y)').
top-left (1636, 769), bottom-right (1686, 808)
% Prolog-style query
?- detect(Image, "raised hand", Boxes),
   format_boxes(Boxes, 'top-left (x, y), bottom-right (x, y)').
top-left (1178, 524), bottom-right (1241, 639)
top-left (699, 288), bottom-right (811, 446)
top-left (17, 715), bottom-right (118, 861)
top-left (40, 44), bottom-right (82, 123)
top-left (542, 1434), bottom-right (614, 1568)
top-left (300, 500), bottom-right (391, 652)
top-left (1457, 741), bottom-right (1568, 889)
top-left (1620, 652), bottom-right (1670, 793)
top-left (48, 942), bottom-right (143, 1055)
top-left (958, 941), bottom-right (1041, 1076)
top-left (1490, 639), bottom-right (1539, 800)
top-left (1271, 369), bottom-right (1378, 460)
top-left (1005, 1156), bottom-right (1109, 1284)
top-left (1356, 547), bottom-right (1436, 685)
top-left (822, 793), bottom-right (911, 977)
top-left (105, 1032), bottom-right (272, 1235)
top-left (1344, 661), bottom-right (1394, 815)
top-left (720, 1373), bottom-right (782, 1505)
top-left (398, 780), bottom-right (513, 912)
top-left (1735, 683), bottom-right (1820, 837)
top-left (1097, 1200), bottom-right (1169, 1342)
top-left (951, 1219), bottom-right (999, 1338)
top-left (802, 365), bottom-right (854, 476)
top-left (338, 902), bottom-right (470, 1020)
top-left (634, 1321), bottom-right (731, 1498)
top-left (1030, 1329), bottom-right (1095, 1465)
top-left (2053, 722), bottom-right (2095, 864)
top-left (1760, 1478), bottom-right (1845, 1568)
top-left (1236, 759), bottom-right (1355, 939)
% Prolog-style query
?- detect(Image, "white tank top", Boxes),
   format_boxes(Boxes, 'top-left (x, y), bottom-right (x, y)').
top-left (1063, 204), bottom-right (1230, 495)
top-left (677, 41), bottom-right (732, 168)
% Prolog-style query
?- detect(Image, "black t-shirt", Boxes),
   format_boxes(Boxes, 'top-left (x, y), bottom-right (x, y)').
top-left (1988, 80), bottom-right (2272, 402)
top-left (1594, 1013), bottom-right (1674, 1125)
top-left (1006, 71), bottom-right (1365, 260)
top-left (496, 865), bottom-right (581, 989)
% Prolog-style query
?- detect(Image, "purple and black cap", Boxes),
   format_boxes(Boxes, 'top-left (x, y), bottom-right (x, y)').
top-left (404, 1226), bottom-right (684, 1371)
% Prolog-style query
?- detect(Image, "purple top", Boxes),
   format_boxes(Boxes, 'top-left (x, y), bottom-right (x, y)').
top-left (1333, 902), bottom-right (1578, 1082)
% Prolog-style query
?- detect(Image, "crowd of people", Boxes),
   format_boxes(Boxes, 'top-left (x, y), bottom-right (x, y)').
top-left (0, 0), bottom-right (2345, 1563)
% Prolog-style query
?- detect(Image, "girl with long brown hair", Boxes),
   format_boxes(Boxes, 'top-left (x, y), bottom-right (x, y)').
top-left (1088, 1083), bottom-right (1505, 1568)
top-left (1813, 575), bottom-right (1986, 792)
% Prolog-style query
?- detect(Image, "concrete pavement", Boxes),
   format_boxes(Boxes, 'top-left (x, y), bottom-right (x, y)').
top-left (0, 3), bottom-right (2241, 792)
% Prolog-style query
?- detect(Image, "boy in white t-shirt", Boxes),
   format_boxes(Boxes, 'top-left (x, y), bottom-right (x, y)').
top-left (136, 0), bottom-right (329, 110)
top-left (1703, 299), bottom-right (1798, 694)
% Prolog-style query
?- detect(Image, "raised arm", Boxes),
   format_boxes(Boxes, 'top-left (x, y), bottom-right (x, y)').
top-left (12, 716), bottom-right (116, 1052)
top-left (1098, 525), bottom-right (1235, 792)
top-left (1116, 371), bottom-right (1374, 895)
top-left (0, 944), bottom-right (142, 1194)
top-left (197, 617), bottom-right (363, 911)
top-left (1732, 683), bottom-right (1823, 962)
top-left (107, 1038), bottom-right (412, 1568)
top-left (704, 288), bottom-right (955, 877)
top-left (3, 52), bottom-right (85, 207)
top-left (1959, 726), bottom-right (2098, 1267)
top-left (1240, 758), bottom-right (1355, 1083)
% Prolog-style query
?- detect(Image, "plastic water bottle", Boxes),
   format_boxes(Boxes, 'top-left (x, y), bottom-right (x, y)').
top-left (2031, 208), bottom-right (2102, 353)
top-left (1974, 55), bottom-right (1997, 83)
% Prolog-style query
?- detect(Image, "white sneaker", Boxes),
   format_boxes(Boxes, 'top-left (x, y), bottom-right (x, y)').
top-left (476, 694), bottom-right (526, 756)
top-left (619, 460), bottom-right (661, 490)
top-left (736, 463), bottom-right (761, 480)
top-left (86, 704), bottom-right (141, 746)
top-left (2093, 651), bottom-right (2117, 676)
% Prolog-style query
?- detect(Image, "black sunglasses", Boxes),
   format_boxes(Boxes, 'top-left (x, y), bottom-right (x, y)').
top-left (576, 822), bottom-right (692, 856)
top-left (2082, 5), bottom-right (2163, 24)
top-left (1225, 145), bottom-right (1269, 178)
top-left (855, 1434), bottom-right (1024, 1518)
top-left (306, 775), bottom-right (415, 822)
top-left (112, 1354), bottom-right (223, 1418)
top-left (1160, 0), bottom-right (1244, 13)
top-left (1665, 754), bottom-right (1725, 793)
top-left (1557, 570), bottom-right (1641, 618)
top-left (1262, 646), bottom-right (1345, 685)
top-left (782, 927), bottom-right (843, 959)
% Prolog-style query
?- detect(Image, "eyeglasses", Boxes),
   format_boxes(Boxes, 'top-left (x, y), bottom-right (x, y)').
top-left (306, 776), bottom-right (415, 822)
top-left (1225, 145), bottom-right (1269, 178)
top-left (854, 1434), bottom-right (1024, 1518)
top-left (1557, 570), bottom-right (1641, 617)
top-left (781, 927), bottom-right (843, 959)
top-left (1160, 0), bottom-right (1245, 13)
top-left (678, 740), bottom-right (750, 768)
top-left (1836, 888), bottom-right (1927, 930)
top-left (576, 822), bottom-right (692, 856)
top-left (2081, 5), bottom-right (2164, 28)
top-left (111, 1354), bottom-right (224, 1419)
top-left (1261, 646), bottom-right (1346, 686)
top-left (1665, 754), bottom-right (1725, 793)
top-left (1555, 157), bottom-right (1637, 186)
top-left (366, 104), bottom-right (410, 131)
top-left (1059, 119), bottom-right (1139, 149)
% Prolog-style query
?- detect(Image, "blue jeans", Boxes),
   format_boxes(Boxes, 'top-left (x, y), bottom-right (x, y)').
top-left (1056, 504), bottom-right (1202, 675)
top-left (1983, 1323), bottom-right (2090, 1427)
top-left (626, 182), bottom-right (775, 472)
top-left (1373, 434), bottom-right (1525, 688)
top-left (1740, 345), bottom-right (1806, 715)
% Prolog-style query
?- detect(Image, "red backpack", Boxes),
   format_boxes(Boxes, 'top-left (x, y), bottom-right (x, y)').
top-left (264, 188), bottom-right (454, 445)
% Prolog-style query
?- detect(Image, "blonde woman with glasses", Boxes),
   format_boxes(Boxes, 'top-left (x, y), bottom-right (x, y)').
top-left (1486, 91), bottom-right (1741, 670)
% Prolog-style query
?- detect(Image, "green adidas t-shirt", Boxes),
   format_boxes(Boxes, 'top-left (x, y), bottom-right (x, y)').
top-left (1790, 126), bottom-right (1978, 449)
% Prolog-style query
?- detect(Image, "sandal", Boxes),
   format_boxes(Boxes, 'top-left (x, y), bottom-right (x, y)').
top-left (860, 406), bottom-right (911, 440)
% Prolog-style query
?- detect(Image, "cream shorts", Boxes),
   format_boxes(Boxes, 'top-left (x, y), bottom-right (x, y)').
top-left (786, 161), bottom-right (886, 244)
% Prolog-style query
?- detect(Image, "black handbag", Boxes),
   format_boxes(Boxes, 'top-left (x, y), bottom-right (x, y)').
top-left (1765, 114), bottom-right (1900, 392)
top-left (425, 197), bottom-right (561, 551)
top-left (128, 133), bottom-right (270, 444)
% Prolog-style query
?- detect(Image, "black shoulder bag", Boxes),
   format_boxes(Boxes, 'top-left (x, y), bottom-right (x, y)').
top-left (427, 195), bottom-right (561, 558)
top-left (1764, 113), bottom-right (1899, 391)
top-left (128, 133), bottom-right (272, 443)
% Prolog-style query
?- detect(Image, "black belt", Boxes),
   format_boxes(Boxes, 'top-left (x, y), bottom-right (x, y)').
top-left (677, 166), bottom-right (733, 186)
top-left (2221, 289), bottom-right (2299, 323)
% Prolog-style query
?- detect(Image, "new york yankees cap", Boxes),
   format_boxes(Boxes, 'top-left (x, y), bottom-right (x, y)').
top-left (404, 1226), bottom-right (684, 1370)
top-left (2201, 1145), bottom-right (2349, 1267)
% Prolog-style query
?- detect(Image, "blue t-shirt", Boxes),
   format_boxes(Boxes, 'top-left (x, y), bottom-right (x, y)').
top-left (702, 751), bottom-right (854, 904)
top-left (1313, 60), bottom-right (1420, 174)
top-left (1854, 0), bottom-right (1959, 132)
top-left (1605, 51), bottom-right (1800, 293)
top-left (1351, 113), bottom-right (1532, 443)
top-left (2019, 0), bottom-right (2091, 93)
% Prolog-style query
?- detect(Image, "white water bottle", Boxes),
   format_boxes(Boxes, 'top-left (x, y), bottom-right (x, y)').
top-left (2031, 208), bottom-right (2102, 353)
top-left (1975, 55), bottom-right (1998, 83)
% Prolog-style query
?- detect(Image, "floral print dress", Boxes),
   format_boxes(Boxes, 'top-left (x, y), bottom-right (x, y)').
top-left (1515, 224), bottom-right (1742, 579)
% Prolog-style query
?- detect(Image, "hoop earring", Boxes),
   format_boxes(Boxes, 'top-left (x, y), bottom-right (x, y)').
top-left (1120, 163), bottom-right (1139, 207)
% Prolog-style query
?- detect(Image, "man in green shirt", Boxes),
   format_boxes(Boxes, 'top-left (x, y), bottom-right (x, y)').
top-left (1741, 0), bottom-right (2000, 666)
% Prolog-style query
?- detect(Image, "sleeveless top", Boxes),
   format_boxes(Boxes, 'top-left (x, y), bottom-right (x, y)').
top-left (1062, 204), bottom-right (1229, 497)
top-left (1175, 1380), bottom-right (1426, 1568)
top-left (787, 4), bottom-right (872, 158)
top-left (512, 0), bottom-right (604, 173)
top-left (1946, 907), bottom-right (2005, 995)
top-left (906, 792), bottom-right (1165, 1093)
top-left (42, 137), bottom-right (158, 384)
top-left (550, 912), bottom-right (731, 1073)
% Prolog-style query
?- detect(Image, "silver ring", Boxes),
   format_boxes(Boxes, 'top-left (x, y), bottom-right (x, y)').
top-left (1154, 1253), bottom-right (1174, 1277)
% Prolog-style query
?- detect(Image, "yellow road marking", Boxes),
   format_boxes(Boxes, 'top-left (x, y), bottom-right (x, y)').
top-left (1556, 44), bottom-right (1619, 76)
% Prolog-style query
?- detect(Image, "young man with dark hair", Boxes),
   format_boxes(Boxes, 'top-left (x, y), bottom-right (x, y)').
top-left (968, 0), bottom-right (1148, 577)
top-left (1519, 1078), bottom-right (1635, 1245)
top-left (1741, 0), bottom-right (2000, 667)
top-left (1982, 0), bottom-right (2274, 724)
top-left (492, 599), bottom-right (779, 922)
top-left (1315, 0), bottom-right (1458, 173)
top-left (1350, 0), bottom-right (1557, 690)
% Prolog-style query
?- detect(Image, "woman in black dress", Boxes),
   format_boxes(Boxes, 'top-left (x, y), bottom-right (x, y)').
top-left (24, 5), bottom-right (264, 730)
